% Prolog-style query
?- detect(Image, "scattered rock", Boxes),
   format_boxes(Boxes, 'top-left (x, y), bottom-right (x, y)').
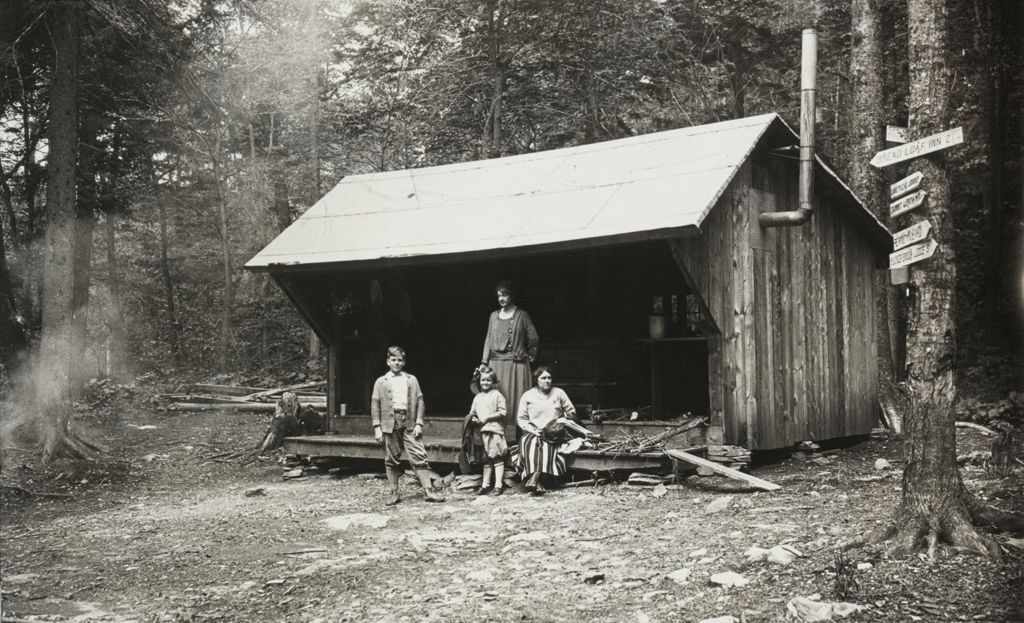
top-left (666, 568), bottom-right (691, 585)
top-left (583, 572), bottom-right (605, 584)
top-left (651, 484), bottom-right (668, 498)
top-left (243, 487), bottom-right (266, 497)
top-left (856, 562), bottom-right (872, 571)
top-left (802, 538), bottom-right (830, 553)
top-left (322, 513), bottom-right (390, 531)
top-left (283, 468), bottom-right (304, 480)
top-left (471, 495), bottom-right (495, 506)
top-left (745, 546), bottom-right (770, 563)
top-left (689, 547), bottom-right (708, 557)
top-left (706, 496), bottom-right (733, 514)
top-left (786, 596), bottom-right (866, 621)
top-left (873, 458), bottom-right (891, 471)
top-left (698, 617), bottom-right (739, 623)
top-left (466, 570), bottom-right (494, 583)
top-left (766, 545), bottom-right (802, 565)
top-left (1006, 538), bottom-right (1024, 549)
top-left (709, 571), bottom-right (748, 588)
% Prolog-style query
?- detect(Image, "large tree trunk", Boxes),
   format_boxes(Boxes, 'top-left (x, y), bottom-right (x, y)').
top-left (156, 182), bottom-right (178, 362)
top-left (104, 212), bottom-right (127, 380)
top-left (36, 2), bottom-right (98, 460)
top-left (0, 208), bottom-right (23, 371)
top-left (847, 0), bottom-right (903, 432)
top-left (854, 0), bottom-right (1009, 559)
top-left (70, 110), bottom-right (101, 396)
top-left (211, 133), bottom-right (233, 371)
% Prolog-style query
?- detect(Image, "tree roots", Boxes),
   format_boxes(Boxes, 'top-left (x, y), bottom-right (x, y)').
top-left (842, 503), bottom-right (1005, 561)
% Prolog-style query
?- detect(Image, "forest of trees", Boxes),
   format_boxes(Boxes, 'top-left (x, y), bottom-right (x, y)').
top-left (1, 0), bottom-right (1022, 552)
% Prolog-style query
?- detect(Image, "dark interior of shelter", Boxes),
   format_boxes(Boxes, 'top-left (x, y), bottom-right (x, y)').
top-left (280, 239), bottom-right (711, 421)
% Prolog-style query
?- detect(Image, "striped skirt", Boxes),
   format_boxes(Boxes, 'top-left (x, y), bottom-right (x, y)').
top-left (513, 431), bottom-right (566, 478)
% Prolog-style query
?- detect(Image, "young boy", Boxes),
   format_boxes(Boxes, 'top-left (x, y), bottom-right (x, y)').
top-left (469, 367), bottom-right (507, 496)
top-left (371, 346), bottom-right (445, 505)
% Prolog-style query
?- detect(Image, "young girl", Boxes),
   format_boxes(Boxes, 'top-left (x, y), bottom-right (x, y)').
top-left (469, 367), bottom-right (508, 495)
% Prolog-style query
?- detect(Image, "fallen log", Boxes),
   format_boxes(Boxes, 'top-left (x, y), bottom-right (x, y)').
top-left (955, 421), bottom-right (997, 436)
top-left (240, 381), bottom-right (324, 403)
top-left (170, 401), bottom-right (325, 412)
top-left (663, 448), bottom-right (780, 492)
top-left (188, 384), bottom-right (268, 396)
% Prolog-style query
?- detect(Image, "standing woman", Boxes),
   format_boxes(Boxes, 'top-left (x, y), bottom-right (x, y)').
top-left (516, 366), bottom-right (577, 494)
top-left (480, 281), bottom-right (539, 436)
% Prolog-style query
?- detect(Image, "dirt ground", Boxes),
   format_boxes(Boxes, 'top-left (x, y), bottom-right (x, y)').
top-left (1, 406), bottom-right (1022, 623)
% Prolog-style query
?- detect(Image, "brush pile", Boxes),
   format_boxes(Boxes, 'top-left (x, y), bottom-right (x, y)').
top-left (592, 416), bottom-right (706, 455)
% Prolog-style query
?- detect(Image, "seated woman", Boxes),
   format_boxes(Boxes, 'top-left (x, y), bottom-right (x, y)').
top-left (515, 366), bottom-right (577, 495)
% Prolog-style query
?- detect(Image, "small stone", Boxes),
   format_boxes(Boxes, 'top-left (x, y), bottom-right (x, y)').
top-left (243, 487), bottom-right (266, 497)
top-left (698, 617), bottom-right (739, 623)
top-left (856, 562), bottom-right (873, 570)
top-left (705, 496), bottom-right (733, 514)
top-left (873, 458), bottom-right (891, 470)
top-left (766, 545), bottom-right (801, 565)
top-left (709, 571), bottom-right (748, 588)
top-left (283, 468), bottom-right (304, 480)
top-left (583, 572), bottom-right (605, 584)
top-left (651, 484), bottom-right (668, 498)
top-left (666, 568), bottom-right (691, 585)
top-left (467, 570), bottom-right (494, 582)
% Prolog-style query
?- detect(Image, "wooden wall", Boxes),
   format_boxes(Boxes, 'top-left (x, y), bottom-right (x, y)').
top-left (673, 157), bottom-right (879, 449)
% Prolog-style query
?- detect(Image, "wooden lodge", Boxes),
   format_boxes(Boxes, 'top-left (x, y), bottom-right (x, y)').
top-left (245, 114), bottom-right (892, 469)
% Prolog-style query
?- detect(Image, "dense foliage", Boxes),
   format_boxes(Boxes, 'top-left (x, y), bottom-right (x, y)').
top-left (1, 0), bottom-right (1020, 399)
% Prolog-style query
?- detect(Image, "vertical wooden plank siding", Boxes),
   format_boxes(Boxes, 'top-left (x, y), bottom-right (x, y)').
top-left (677, 155), bottom-right (880, 448)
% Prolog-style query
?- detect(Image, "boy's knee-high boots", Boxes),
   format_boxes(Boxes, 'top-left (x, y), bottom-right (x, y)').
top-left (385, 466), bottom-right (402, 506)
top-left (415, 469), bottom-right (446, 503)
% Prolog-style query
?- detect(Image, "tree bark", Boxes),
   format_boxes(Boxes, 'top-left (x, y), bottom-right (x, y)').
top-left (70, 110), bottom-right (101, 396)
top-left (36, 2), bottom-right (98, 460)
top-left (104, 212), bottom-right (127, 380)
top-left (0, 207), bottom-right (22, 371)
top-left (156, 180), bottom-right (178, 361)
top-left (847, 0), bottom-right (903, 432)
top-left (855, 0), bottom-right (1003, 559)
top-left (211, 132), bottom-right (234, 371)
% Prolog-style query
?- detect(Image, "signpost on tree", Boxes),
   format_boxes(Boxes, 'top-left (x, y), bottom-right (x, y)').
top-left (892, 220), bottom-right (932, 251)
top-left (890, 190), bottom-right (927, 218)
top-left (869, 126), bottom-right (963, 168)
top-left (885, 125), bottom-right (909, 144)
top-left (890, 171), bottom-right (923, 198)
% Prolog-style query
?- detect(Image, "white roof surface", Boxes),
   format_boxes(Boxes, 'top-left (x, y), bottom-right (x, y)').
top-left (246, 113), bottom-right (879, 270)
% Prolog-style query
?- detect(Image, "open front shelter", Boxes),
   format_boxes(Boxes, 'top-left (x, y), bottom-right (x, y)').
top-left (246, 113), bottom-right (892, 454)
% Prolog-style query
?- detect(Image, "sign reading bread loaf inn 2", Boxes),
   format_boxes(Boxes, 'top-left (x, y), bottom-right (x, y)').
top-left (870, 127), bottom-right (964, 168)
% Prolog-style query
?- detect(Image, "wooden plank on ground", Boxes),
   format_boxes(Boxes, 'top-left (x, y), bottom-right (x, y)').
top-left (664, 448), bottom-right (781, 492)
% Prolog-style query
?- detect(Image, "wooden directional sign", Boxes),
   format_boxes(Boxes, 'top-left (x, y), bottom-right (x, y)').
top-left (889, 238), bottom-right (938, 269)
top-left (890, 190), bottom-right (927, 218)
top-left (890, 171), bottom-right (923, 199)
top-left (870, 126), bottom-right (964, 168)
top-left (886, 125), bottom-right (909, 144)
top-left (892, 220), bottom-right (932, 251)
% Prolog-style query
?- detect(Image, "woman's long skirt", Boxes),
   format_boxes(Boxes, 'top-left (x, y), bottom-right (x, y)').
top-left (489, 358), bottom-right (532, 438)
top-left (513, 431), bottom-right (566, 478)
